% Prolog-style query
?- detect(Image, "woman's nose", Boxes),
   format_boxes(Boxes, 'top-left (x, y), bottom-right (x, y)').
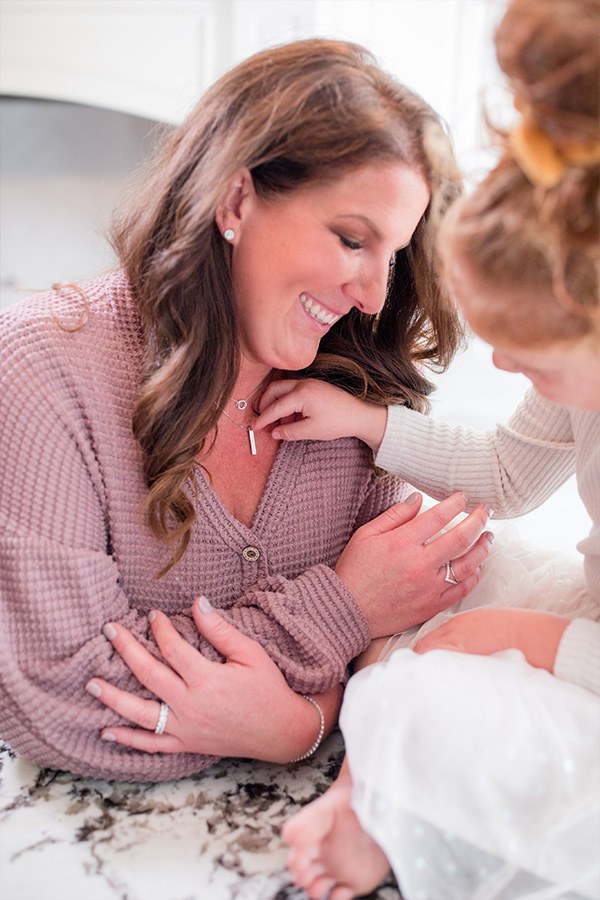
top-left (344, 261), bottom-right (389, 316)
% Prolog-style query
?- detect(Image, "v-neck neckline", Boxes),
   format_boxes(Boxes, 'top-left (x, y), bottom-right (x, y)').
top-left (192, 439), bottom-right (308, 543)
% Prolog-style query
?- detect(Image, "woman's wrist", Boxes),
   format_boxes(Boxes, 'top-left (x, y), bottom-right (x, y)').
top-left (290, 695), bottom-right (325, 763)
top-left (268, 683), bottom-right (342, 765)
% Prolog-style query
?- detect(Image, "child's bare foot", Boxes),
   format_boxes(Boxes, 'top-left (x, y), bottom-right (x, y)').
top-left (283, 763), bottom-right (391, 899)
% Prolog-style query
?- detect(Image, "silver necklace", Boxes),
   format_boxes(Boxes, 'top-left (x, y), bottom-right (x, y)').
top-left (222, 374), bottom-right (271, 456)
top-left (232, 374), bottom-right (270, 412)
top-left (221, 407), bottom-right (257, 455)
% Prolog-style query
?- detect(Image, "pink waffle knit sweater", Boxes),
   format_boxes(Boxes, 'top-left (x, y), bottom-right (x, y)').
top-left (0, 271), bottom-right (409, 782)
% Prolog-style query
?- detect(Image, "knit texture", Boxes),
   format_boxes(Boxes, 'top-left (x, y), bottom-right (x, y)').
top-left (0, 272), bottom-right (409, 781)
top-left (377, 397), bottom-right (600, 692)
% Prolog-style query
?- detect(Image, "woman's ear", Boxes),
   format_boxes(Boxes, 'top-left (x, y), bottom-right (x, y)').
top-left (215, 168), bottom-right (255, 241)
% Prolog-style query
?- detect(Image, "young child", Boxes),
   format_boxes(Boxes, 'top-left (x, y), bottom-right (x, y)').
top-left (255, 0), bottom-right (600, 896)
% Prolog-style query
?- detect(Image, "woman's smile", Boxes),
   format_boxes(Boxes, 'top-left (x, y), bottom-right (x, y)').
top-left (299, 293), bottom-right (343, 330)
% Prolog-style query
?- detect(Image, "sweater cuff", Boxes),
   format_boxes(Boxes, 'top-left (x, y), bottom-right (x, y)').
top-left (298, 563), bottom-right (371, 665)
top-left (554, 618), bottom-right (600, 695)
top-left (375, 404), bottom-right (426, 475)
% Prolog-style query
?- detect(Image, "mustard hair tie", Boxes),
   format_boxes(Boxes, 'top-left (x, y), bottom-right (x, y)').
top-left (509, 117), bottom-right (600, 189)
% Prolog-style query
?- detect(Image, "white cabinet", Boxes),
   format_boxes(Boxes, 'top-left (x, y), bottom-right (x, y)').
top-left (0, 0), bottom-right (317, 123)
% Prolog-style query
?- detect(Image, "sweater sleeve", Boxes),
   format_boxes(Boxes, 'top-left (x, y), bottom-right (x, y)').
top-left (554, 618), bottom-right (600, 695)
top-left (376, 390), bottom-right (575, 517)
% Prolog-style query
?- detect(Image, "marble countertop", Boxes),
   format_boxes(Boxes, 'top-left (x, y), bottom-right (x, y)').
top-left (0, 733), bottom-right (401, 900)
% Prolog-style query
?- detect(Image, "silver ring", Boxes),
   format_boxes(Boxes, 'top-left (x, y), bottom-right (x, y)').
top-left (444, 561), bottom-right (459, 585)
top-left (154, 701), bottom-right (169, 735)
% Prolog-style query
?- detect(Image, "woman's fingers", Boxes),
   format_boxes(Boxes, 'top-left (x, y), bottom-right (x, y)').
top-left (427, 503), bottom-right (492, 564)
top-left (86, 676), bottom-right (162, 730)
top-left (149, 609), bottom-right (213, 685)
top-left (361, 491), bottom-right (424, 535)
top-left (191, 596), bottom-right (274, 667)
top-left (439, 567), bottom-right (485, 605)
top-left (102, 621), bottom-right (182, 699)
top-left (100, 725), bottom-right (182, 754)
top-left (441, 531), bottom-right (494, 583)
top-left (367, 491), bottom-right (472, 542)
top-left (86, 677), bottom-right (183, 749)
top-left (406, 492), bottom-right (471, 543)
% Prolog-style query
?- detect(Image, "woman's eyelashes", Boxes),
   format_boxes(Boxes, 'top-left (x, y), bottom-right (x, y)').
top-left (339, 234), bottom-right (363, 251)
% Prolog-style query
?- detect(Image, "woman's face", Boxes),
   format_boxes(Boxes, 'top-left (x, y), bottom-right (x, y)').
top-left (224, 161), bottom-right (430, 373)
top-left (446, 256), bottom-right (600, 411)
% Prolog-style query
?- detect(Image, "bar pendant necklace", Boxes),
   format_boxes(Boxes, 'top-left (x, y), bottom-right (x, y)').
top-left (248, 428), bottom-right (257, 456)
top-left (221, 408), bottom-right (257, 456)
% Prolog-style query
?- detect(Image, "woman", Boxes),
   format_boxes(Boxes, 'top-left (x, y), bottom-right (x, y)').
top-left (0, 39), bottom-right (491, 781)
top-left (275, 1), bottom-right (600, 897)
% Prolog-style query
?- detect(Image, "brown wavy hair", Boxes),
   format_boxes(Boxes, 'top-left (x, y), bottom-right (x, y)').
top-left (112, 38), bottom-right (464, 573)
top-left (439, 0), bottom-right (599, 347)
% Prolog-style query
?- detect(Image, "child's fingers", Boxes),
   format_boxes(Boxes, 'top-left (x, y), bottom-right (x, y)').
top-left (255, 379), bottom-right (301, 422)
top-left (258, 378), bottom-right (301, 409)
top-left (271, 417), bottom-right (325, 442)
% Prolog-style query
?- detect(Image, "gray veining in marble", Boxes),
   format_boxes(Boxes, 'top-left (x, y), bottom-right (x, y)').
top-left (0, 733), bottom-right (401, 900)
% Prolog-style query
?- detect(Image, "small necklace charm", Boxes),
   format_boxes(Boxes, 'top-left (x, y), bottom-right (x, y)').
top-left (248, 428), bottom-right (257, 455)
top-left (232, 372), bottom-right (272, 414)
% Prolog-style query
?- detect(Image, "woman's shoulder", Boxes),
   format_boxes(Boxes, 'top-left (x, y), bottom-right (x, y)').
top-left (1, 269), bottom-right (136, 337)
top-left (0, 270), bottom-right (142, 378)
top-left (295, 436), bottom-right (406, 499)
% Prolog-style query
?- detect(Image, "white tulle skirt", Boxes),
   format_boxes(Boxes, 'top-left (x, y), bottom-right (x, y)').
top-left (340, 528), bottom-right (600, 900)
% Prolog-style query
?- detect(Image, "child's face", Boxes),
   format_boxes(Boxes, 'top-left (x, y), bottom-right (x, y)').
top-left (489, 340), bottom-right (600, 410)
top-left (446, 256), bottom-right (600, 411)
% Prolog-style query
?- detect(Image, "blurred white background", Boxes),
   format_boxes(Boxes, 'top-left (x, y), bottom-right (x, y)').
top-left (0, 0), bottom-right (585, 552)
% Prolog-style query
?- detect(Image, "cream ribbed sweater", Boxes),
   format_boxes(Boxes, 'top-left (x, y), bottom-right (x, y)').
top-left (377, 396), bottom-right (600, 694)
top-left (0, 271), bottom-right (410, 781)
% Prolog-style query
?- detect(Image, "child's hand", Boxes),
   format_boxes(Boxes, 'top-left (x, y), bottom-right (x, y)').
top-left (255, 378), bottom-right (387, 451)
top-left (414, 607), bottom-right (569, 673)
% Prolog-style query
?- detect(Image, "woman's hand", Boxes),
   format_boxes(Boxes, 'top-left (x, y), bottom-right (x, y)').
top-left (335, 491), bottom-right (493, 638)
top-left (86, 597), bottom-right (340, 763)
top-left (255, 378), bottom-right (387, 452)
top-left (414, 607), bottom-right (569, 672)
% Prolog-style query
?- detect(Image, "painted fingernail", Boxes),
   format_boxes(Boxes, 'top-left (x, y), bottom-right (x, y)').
top-left (101, 732), bottom-right (117, 742)
top-left (148, 610), bottom-right (156, 623)
top-left (485, 531), bottom-right (495, 544)
top-left (85, 681), bottom-right (101, 698)
top-left (405, 491), bottom-right (421, 506)
top-left (103, 623), bottom-right (117, 641)
top-left (198, 595), bottom-right (212, 614)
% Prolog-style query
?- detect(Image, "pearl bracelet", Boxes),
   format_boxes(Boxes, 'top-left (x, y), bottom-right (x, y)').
top-left (290, 694), bottom-right (326, 763)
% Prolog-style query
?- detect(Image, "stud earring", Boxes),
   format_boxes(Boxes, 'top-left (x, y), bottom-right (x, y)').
top-left (223, 228), bottom-right (235, 241)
